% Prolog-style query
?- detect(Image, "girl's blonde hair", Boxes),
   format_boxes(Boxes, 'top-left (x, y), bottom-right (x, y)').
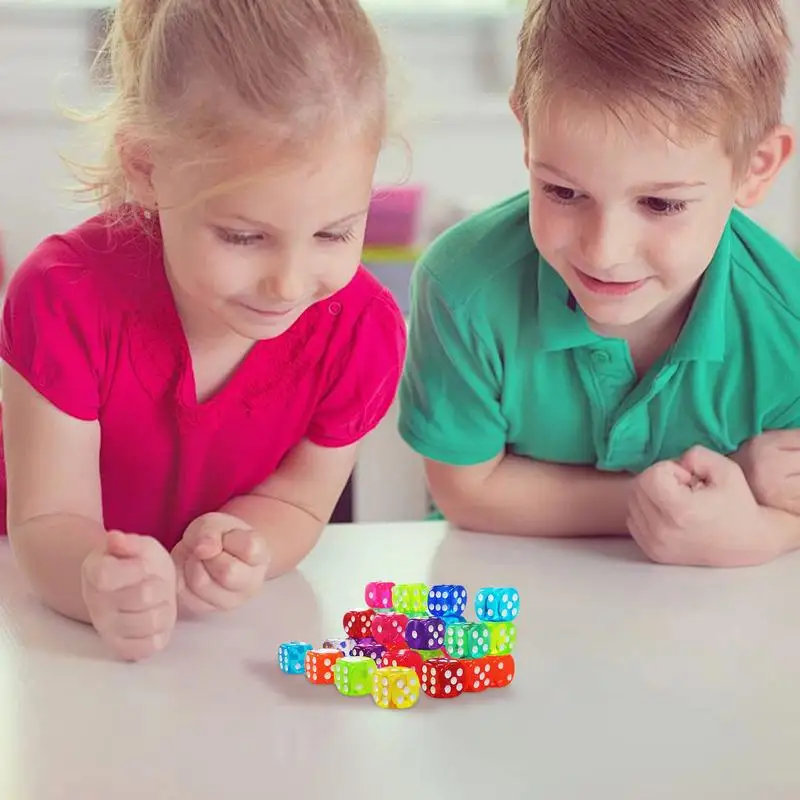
top-left (77, 0), bottom-right (387, 209)
top-left (513, 0), bottom-right (791, 173)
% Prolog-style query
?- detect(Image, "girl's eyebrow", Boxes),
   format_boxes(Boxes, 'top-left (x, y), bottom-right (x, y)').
top-left (228, 208), bottom-right (369, 231)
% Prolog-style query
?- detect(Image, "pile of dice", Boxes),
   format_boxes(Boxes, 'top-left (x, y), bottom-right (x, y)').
top-left (277, 581), bottom-right (519, 710)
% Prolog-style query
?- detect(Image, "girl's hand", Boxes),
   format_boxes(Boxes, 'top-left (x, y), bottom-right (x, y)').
top-left (172, 512), bottom-right (270, 615)
top-left (81, 531), bottom-right (178, 661)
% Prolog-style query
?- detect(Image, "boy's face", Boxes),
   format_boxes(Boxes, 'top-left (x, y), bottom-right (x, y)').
top-left (520, 96), bottom-right (788, 334)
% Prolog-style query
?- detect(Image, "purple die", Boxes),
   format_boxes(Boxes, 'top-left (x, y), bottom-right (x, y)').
top-left (322, 637), bottom-right (356, 656)
top-left (427, 584), bottom-right (468, 617)
top-left (405, 616), bottom-right (446, 650)
top-left (351, 641), bottom-right (385, 662)
top-left (365, 581), bottom-right (395, 610)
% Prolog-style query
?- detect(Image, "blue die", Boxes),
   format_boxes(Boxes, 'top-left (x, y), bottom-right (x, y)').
top-left (278, 641), bottom-right (313, 674)
top-left (427, 584), bottom-right (468, 617)
top-left (474, 587), bottom-right (520, 622)
top-left (322, 637), bottom-right (356, 656)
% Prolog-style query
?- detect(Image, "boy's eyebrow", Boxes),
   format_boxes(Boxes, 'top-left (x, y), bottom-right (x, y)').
top-left (533, 161), bottom-right (706, 192)
top-left (229, 208), bottom-right (369, 230)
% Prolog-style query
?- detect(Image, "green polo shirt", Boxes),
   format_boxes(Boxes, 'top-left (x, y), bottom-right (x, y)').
top-left (398, 191), bottom-right (800, 474)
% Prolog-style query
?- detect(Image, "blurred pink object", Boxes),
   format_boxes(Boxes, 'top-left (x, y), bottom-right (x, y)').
top-left (364, 184), bottom-right (425, 247)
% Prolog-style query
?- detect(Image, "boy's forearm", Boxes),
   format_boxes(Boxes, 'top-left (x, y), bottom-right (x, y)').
top-left (221, 494), bottom-right (326, 578)
top-left (438, 453), bottom-right (633, 537)
top-left (8, 513), bottom-right (107, 624)
top-left (759, 505), bottom-right (800, 558)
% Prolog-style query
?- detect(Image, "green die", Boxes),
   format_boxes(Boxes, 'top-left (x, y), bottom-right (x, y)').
top-left (444, 622), bottom-right (490, 659)
top-left (333, 656), bottom-right (376, 697)
top-left (391, 583), bottom-right (429, 616)
top-left (486, 621), bottom-right (517, 655)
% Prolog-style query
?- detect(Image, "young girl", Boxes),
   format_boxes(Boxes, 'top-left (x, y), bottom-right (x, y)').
top-left (0, 0), bottom-right (406, 661)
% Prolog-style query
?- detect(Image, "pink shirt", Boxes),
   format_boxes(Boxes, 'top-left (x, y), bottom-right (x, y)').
top-left (0, 211), bottom-right (407, 549)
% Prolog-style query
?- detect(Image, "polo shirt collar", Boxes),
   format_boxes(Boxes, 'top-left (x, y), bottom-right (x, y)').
top-left (534, 217), bottom-right (732, 360)
top-left (669, 218), bottom-right (731, 363)
top-left (534, 254), bottom-right (599, 352)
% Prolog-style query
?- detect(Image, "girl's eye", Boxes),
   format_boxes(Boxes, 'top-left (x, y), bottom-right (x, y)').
top-left (540, 182), bottom-right (581, 204)
top-left (316, 229), bottom-right (356, 243)
top-left (216, 228), bottom-right (263, 247)
top-left (641, 197), bottom-right (687, 216)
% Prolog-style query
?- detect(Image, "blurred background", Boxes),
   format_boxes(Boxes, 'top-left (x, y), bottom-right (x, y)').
top-left (0, 0), bottom-right (798, 526)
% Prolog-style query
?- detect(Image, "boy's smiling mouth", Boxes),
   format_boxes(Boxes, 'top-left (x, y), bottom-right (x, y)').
top-left (573, 266), bottom-right (650, 297)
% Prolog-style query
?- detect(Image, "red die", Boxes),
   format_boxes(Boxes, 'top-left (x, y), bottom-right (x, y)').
top-left (461, 657), bottom-right (492, 693)
top-left (379, 648), bottom-right (424, 679)
top-left (343, 609), bottom-right (375, 639)
top-left (421, 658), bottom-right (464, 699)
top-left (486, 654), bottom-right (515, 688)
top-left (371, 612), bottom-right (409, 648)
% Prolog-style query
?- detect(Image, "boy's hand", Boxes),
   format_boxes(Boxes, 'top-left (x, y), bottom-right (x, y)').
top-left (172, 512), bottom-right (270, 615)
top-left (81, 531), bottom-right (178, 662)
top-left (627, 446), bottom-right (776, 567)
top-left (731, 430), bottom-right (800, 516)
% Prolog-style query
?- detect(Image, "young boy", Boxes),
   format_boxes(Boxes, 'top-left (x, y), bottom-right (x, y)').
top-left (398, 0), bottom-right (800, 568)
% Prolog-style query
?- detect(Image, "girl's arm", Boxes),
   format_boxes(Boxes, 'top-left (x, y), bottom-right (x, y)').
top-left (2, 363), bottom-right (107, 622)
top-left (221, 438), bottom-right (358, 578)
top-left (425, 451), bottom-right (633, 538)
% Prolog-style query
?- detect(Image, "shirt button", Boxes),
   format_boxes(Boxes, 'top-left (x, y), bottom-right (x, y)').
top-left (591, 350), bottom-right (610, 364)
top-left (328, 301), bottom-right (342, 315)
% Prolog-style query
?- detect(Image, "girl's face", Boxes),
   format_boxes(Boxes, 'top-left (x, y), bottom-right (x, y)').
top-left (142, 132), bottom-right (380, 341)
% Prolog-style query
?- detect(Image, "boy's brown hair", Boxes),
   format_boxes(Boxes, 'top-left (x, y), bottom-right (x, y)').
top-left (512, 0), bottom-right (791, 171)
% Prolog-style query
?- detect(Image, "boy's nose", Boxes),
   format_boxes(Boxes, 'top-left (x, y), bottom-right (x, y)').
top-left (580, 214), bottom-right (635, 272)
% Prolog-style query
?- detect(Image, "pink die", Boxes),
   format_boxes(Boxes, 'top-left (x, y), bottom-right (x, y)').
top-left (365, 581), bottom-right (395, 610)
top-left (371, 612), bottom-right (409, 648)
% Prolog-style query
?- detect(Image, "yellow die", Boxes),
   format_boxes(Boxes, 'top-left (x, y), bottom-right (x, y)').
top-left (486, 621), bottom-right (517, 655)
top-left (371, 666), bottom-right (421, 710)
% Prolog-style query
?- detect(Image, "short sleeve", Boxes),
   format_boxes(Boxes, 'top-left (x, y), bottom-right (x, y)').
top-left (398, 262), bottom-right (508, 466)
top-left (307, 291), bottom-right (407, 448)
top-left (0, 238), bottom-right (103, 421)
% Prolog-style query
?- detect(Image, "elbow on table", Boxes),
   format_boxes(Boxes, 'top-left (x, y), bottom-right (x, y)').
top-left (423, 457), bottom-right (498, 534)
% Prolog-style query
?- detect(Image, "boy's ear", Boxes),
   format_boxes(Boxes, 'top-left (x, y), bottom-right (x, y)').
top-left (509, 89), bottom-right (531, 169)
top-left (116, 132), bottom-right (158, 209)
top-left (735, 124), bottom-right (795, 208)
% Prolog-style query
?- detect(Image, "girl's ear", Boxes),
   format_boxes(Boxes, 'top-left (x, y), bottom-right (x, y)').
top-left (735, 124), bottom-right (795, 208)
top-left (116, 132), bottom-right (158, 209)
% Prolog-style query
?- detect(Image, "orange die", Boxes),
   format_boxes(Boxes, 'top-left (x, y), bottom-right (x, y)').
top-left (461, 657), bottom-right (492, 692)
top-left (305, 648), bottom-right (343, 685)
top-left (486, 654), bottom-right (515, 688)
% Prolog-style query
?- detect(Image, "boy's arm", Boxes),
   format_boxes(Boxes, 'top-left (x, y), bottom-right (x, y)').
top-left (221, 439), bottom-right (358, 577)
top-left (399, 260), bottom-right (631, 538)
top-left (426, 452), bottom-right (633, 537)
top-left (1, 363), bottom-right (106, 623)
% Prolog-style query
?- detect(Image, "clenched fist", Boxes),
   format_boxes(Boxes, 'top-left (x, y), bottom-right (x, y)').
top-left (81, 531), bottom-right (178, 661)
top-left (172, 512), bottom-right (270, 615)
top-left (627, 446), bottom-right (774, 567)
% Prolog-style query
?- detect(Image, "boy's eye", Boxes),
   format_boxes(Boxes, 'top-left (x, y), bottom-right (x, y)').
top-left (540, 182), bottom-right (580, 203)
top-left (641, 197), bottom-right (687, 216)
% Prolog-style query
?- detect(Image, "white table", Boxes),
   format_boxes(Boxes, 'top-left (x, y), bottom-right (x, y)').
top-left (1, 521), bottom-right (799, 799)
